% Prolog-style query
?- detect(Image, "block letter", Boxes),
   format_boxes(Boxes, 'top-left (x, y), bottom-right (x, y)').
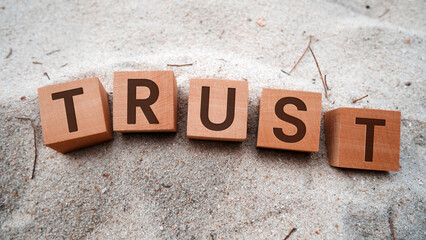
top-left (200, 86), bottom-right (235, 131)
top-left (273, 97), bottom-right (307, 143)
top-left (38, 78), bottom-right (113, 153)
top-left (113, 71), bottom-right (177, 132)
top-left (325, 108), bottom-right (400, 171)
top-left (355, 118), bottom-right (386, 162)
top-left (187, 79), bottom-right (248, 142)
top-left (51, 88), bottom-right (84, 132)
top-left (257, 89), bottom-right (322, 152)
top-left (127, 79), bottom-right (159, 124)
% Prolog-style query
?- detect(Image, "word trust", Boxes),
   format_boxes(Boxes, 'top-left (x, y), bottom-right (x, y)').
top-left (37, 71), bottom-right (401, 172)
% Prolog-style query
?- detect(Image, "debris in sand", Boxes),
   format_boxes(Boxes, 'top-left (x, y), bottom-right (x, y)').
top-left (16, 117), bottom-right (38, 179)
top-left (352, 94), bottom-right (369, 103)
top-left (219, 30), bottom-right (225, 39)
top-left (46, 49), bottom-right (60, 55)
top-left (43, 72), bottom-right (50, 80)
top-left (5, 48), bottom-right (12, 59)
top-left (167, 63), bottom-right (193, 67)
top-left (379, 9), bottom-right (390, 18)
top-left (389, 215), bottom-right (396, 240)
top-left (256, 18), bottom-right (266, 27)
top-left (309, 46), bottom-right (328, 99)
top-left (287, 35), bottom-right (329, 98)
top-left (324, 75), bottom-right (330, 90)
top-left (289, 36), bottom-right (312, 74)
top-left (284, 227), bottom-right (297, 240)
top-left (281, 69), bottom-right (290, 76)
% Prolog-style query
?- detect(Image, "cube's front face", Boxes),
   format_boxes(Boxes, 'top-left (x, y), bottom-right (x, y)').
top-left (38, 78), bottom-right (112, 153)
top-left (113, 71), bottom-right (177, 132)
top-left (257, 89), bottom-right (322, 152)
top-left (332, 108), bottom-right (401, 171)
top-left (187, 78), bottom-right (248, 142)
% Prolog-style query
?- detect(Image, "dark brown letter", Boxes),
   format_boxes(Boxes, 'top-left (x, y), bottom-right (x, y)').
top-left (355, 118), bottom-right (386, 162)
top-left (273, 97), bottom-right (307, 143)
top-left (51, 88), bottom-right (84, 132)
top-left (200, 86), bottom-right (236, 131)
top-left (127, 79), bottom-right (159, 124)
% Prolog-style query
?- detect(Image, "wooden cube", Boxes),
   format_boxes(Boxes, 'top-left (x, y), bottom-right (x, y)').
top-left (38, 78), bottom-right (113, 153)
top-left (187, 78), bottom-right (248, 142)
top-left (257, 89), bottom-right (322, 152)
top-left (325, 108), bottom-right (401, 171)
top-left (113, 71), bottom-right (177, 132)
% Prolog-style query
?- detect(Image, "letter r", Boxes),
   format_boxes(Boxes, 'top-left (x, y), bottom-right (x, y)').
top-left (127, 79), bottom-right (160, 124)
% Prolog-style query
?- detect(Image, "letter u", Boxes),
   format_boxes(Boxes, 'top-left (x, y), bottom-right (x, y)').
top-left (200, 86), bottom-right (236, 131)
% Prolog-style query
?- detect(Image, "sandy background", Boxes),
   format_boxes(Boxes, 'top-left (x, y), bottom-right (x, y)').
top-left (0, 0), bottom-right (425, 239)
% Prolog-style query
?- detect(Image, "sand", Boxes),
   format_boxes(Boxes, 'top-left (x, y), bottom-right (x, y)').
top-left (0, 0), bottom-right (425, 239)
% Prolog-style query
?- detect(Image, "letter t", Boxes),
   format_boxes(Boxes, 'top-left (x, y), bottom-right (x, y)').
top-left (355, 117), bottom-right (386, 162)
top-left (51, 88), bottom-right (84, 132)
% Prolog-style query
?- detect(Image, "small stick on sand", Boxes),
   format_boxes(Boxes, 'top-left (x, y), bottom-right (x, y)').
top-left (219, 30), bottom-right (225, 39)
top-left (352, 94), bottom-right (368, 103)
top-left (389, 216), bottom-right (396, 240)
top-left (379, 9), bottom-right (390, 18)
top-left (60, 63), bottom-right (68, 68)
top-left (281, 69), bottom-right (290, 76)
top-left (309, 46), bottom-right (328, 99)
top-left (43, 72), bottom-right (50, 80)
top-left (289, 36), bottom-right (312, 74)
top-left (16, 117), bottom-right (38, 179)
top-left (284, 227), bottom-right (297, 240)
top-left (46, 49), bottom-right (60, 55)
top-left (5, 48), bottom-right (12, 59)
top-left (324, 74), bottom-right (330, 90)
top-left (167, 63), bottom-right (193, 67)
top-left (32, 61), bottom-right (42, 65)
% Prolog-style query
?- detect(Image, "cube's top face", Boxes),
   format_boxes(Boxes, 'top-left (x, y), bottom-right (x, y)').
top-left (38, 78), bottom-right (108, 145)
top-left (257, 88), bottom-right (322, 152)
top-left (187, 78), bottom-right (249, 142)
top-left (113, 71), bottom-right (177, 132)
top-left (328, 107), bottom-right (401, 171)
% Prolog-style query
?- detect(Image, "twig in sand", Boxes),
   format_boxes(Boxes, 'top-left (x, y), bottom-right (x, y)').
top-left (286, 36), bottom-right (329, 98)
top-left (309, 46), bottom-right (328, 99)
top-left (324, 75), bottom-right (330, 90)
top-left (167, 63), bottom-right (193, 67)
top-left (281, 69), bottom-right (290, 76)
top-left (379, 9), bottom-right (390, 18)
top-left (5, 48), bottom-right (12, 59)
top-left (289, 36), bottom-right (312, 74)
top-left (32, 61), bottom-right (42, 65)
top-left (16, 117), bottom-right (38, 179)
top-left (60, 63), bottom-right (68, 68)
top-left (284, 227), bottom-right (297, 240)
top-left (389, 216), bottom-right (396, 240)
top-left (43, 72), bottom-right (50, 80)
top-left (219, 30), bottom-right (225, 39)
top-left (352, 94), bottom-right (368, 103)
top-left (46, 49), bottom-right (60, 55)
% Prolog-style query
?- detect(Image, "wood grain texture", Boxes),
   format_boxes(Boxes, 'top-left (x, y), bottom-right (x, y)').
top-left (187, 78), bottom-right (248, 142)
top-left (256, 88), bottom-right (322, 152)
top-left (38, 77), bottom-right (113, 153)
top-left (325, 107), bottom-right (401, 171)
top-left (113, 71), bottom-right (177, 132)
